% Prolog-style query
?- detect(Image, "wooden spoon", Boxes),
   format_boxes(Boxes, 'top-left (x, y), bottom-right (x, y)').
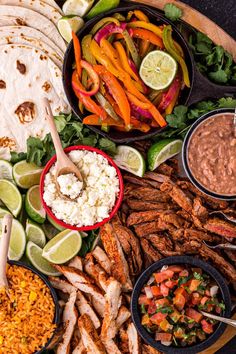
top-left (43, 98), bottom-right (83, 199)
top-left (0, 214), bottom-right (13, 293)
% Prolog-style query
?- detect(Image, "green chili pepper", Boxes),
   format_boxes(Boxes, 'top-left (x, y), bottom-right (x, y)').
top-left (122, 29), bottom-right (140, 68)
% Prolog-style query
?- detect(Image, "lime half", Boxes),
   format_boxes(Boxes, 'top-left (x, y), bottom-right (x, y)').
top-left (13, 160), bottom-right (43, 189)
top-left (0, 218), bottom-right (26, 260)
top-left (140, 50), bottom-right (177, 90)
top-left (0, 160), bottom-right (13, 182)
top-left (26, 219), bottom-right (46, 248)
top-left (58, 15), bottom-right (84, 42)
top-left (42, 229), bottom-right (82, 264)
top-left (147, 139), bottom-right (183, 171)
top-left (114, 145), bottom-right (146, 177)
top-left (25, 185), bottom-right (46, 224)
top-left (0, 179), bottom-right (22, 217)
top-left (26, 241), bottom-right (60, 276)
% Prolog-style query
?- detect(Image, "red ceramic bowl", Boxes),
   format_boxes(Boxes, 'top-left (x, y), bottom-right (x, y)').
top-left (40, 145), bottom-right (124, 231)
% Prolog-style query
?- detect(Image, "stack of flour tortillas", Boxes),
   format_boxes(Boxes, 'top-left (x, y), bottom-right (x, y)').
top-left (0, 0), bottom-right (71, 157)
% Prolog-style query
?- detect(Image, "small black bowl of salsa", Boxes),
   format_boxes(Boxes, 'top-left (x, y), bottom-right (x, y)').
top-left (131, 256), bottom-right (231, 354)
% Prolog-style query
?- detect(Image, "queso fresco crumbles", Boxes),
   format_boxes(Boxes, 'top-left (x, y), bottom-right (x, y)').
top-left (43, 150), bottom-right (120, 227)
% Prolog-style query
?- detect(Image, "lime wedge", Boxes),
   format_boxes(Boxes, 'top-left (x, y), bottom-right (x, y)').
top-left (0, 179), bottom-right (22, 217)
top-left (42, 229), bottom-right (82, 264)
top-left (58, 15), bottom-right (84, 42)
top-left (26, 241), bottom-right (60, 276)
top-left (147, 139), bottom-right (183, 171)
top-left (0, 207), bottom-right (11, 218)
top-left (26, 219), bottom-right (46, 248)
top-left (25, 185), bottom-right (46, 224)
top-left (113, 145), bottom-right (146, 177)
top-left (42, 221), bottom-right (60, 240)
top-left (62, 0), bottom-right (94, 17)
top-left (0, 218), bottom-right (26, 260)
top-left (139, 50), bottom-right (177, 90)
top-left (86, 0), bottom-right (120, 19)
top-left (0, 160), bottom-right (13, 182)
top-left (47, 215), bottom-right (65, 231)
top-left (13, 160), bottom-right (43, 189)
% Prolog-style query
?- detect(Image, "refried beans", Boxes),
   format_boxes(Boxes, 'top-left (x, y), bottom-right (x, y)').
top-left (187, 113), bottom-right (236, 195)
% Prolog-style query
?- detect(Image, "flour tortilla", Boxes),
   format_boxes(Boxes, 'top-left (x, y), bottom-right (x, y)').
top-left (0, 0), bottom-right (62, 25)
top-left (0, 25), bottom-right (64, 57)
top-left (0, 44), bottom-right (70, 153)
top-left (37, 0), bottom-right (62, 12)
top-left (0, 5), bottom-right (66, 52)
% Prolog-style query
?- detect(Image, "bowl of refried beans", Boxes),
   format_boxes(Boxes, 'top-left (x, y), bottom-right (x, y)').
top-left (182, 108), bottom-right (236, 200)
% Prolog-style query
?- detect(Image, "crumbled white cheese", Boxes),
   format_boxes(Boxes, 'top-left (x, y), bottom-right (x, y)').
top-left (43, 150), bottom-right (120, 227)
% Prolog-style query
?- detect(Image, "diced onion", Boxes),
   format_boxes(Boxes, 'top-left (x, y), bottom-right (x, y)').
top-left (161, 341), bottom-right (172, 346)
top-left (210, 285), bottom-right (219, 297)
top-left (144, 286), bottom-right (153, 299)
top-left (161, 265), bottom-right (168, 272)
top-left (147, 276), bottom-right (155, 286)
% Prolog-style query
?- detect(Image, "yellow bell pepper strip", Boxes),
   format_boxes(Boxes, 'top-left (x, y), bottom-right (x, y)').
top-left (174, 40), bottom-right (184, 58)
top-left (133, 10), bottom-right (149, 22)
top-left (100, 38), bottom-right (123, 70)
top-left (83, 114), bottom-right (123, 126)
top-left (158, 76), bottom-right (181, 111)
top-left (72, 60), bottom-right (100, 96)
top-left (81, 35), bottom-right (96, 65)
top-left (72, 70), bottom-right (107, 120)
top-left (114, 41), bottom-right (140, 81)
top-left (163, 25), bottom-right (190, 87)
top-left (126, 10), bottom-right (134, 21)
top-left (126, 92), bottom-right (151, 109)
top-left (72, 31), bottom-right (82, 79)
top-left (131, 28), bottom-right (164, 48)
top-left (113, 12), bottom-right (126, 21)
top-left (95, 92), bottom-right (121, 121)
top-left (122, 29), bottom-right (140, 68)
top-left (94, 65), bottom-right (131, 126)
top-left (90, 39), bottom-right (120, 77)
top-left (90, 17), bottom-right (120, 35)
top-left (128, 21), bottom-right (163, 38)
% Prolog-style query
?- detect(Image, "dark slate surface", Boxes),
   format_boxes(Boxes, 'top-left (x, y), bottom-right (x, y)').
top-left (182, 0), bottom-right (236, 39)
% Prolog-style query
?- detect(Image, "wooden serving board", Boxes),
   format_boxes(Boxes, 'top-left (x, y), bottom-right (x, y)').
top-left (128, 1), bottom-right (236, 352)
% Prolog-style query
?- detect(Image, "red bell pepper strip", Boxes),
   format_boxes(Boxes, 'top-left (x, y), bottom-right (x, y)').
top-left (131, 28), bottom-right (164, 48)
top-left (93, 65), bottom-right (131, 126)
top-left (72, 31), bottom-right (82, 79)
top-left (72, 60), bottom-right (100, 96)
top-left (158, 76), bottom-right (181, 111)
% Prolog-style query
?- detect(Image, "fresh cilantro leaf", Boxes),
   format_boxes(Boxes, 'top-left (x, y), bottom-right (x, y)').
top-left (178, 276), bottom-right (190, 286)
top-left (26, 137), bottom-right (46, 167)
top-left (208, 69), bottom-right (228, 83)
top-left (218, 302), bottom-right (226, 310)
top-left (196, 42), bottom-right (212, 55)
top-left (79, 229), bottom-right (98, 257)
top-left (160, 306), bottom-right (174, 314)
top-left (54, 115), bottom-right (67, 132)
top-left (10, 151), bottom-right (27, 164)
top-left (141, 304), bottom-right (147, 314)
top-left (193, 272), bottom-right (203, 280)
top-left (166, 105), bottom-right (188, 129)
top-left (218, 97), bottom-right (236, 108)
top-left (196, 31), bottom-right (213, 44)
top-left (98, 138), bottom-right (117, 155)
top-left (164, 3), bottom-right (183, 21)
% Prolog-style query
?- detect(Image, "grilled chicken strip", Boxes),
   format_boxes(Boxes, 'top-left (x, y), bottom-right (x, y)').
top-left (57, 291), bottom-right (78, 354)
top-left (119, 328), bottom-right (129, 354)
top-left (100, 223), bottom-right (132, 291)
top-left (76, 290), bottom-right (101, 329)
top-left (103, 339), bottom-right (122, 354)
top-left (92, 246), bottom-right (112, 274)
top-left (78, 314), bottom-right (106, 354)
top-left (68, 256), bottom-right (83, 271)
top-left (116, 306), bottom-right (131, 329)
top-left (127, 323), bottom-right (141, 354)
top-left (127, 187), bottom-right (170, 202)
top-left (160, 181), bottom-right (193, 213)
top-left (142, 344), bottom-right (162, 354)
top-left (71, 340), bottom-right (86, 354)
top-left (49, 277), bottom-right (76, 294)
top-left (204, 217), bottom-right (236, 238)
top-left (126, 199), bottom-right (175, 212)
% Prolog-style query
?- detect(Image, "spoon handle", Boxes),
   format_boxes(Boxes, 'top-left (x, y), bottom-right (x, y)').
top-left (200, 311), bottom-right (236, 328)
top-left (0, 214), bottom-right (13, 288)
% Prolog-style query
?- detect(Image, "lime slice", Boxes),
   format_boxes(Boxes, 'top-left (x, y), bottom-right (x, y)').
top-left (13, 160), bottom-right (43, 189)
top-left (58, 15), bottom-right (84, 42)
top-left (139, 50), bottom-right (177, 90)
top-left (42, 229), bottom-right (82, 264)
top-left (147, 139), bottom-right (183, 171)
top-left (25, 185), bottom-right (46, 224)
top-left (0, 160), bottom-right (13, 182)
top-left (113, 145), bottom-right (146, 177)
top-left (62, 0), bottom-right (94, 17)
top-left (0, 218), bottom-right (26, 260)
top-left (47, 215), bottom-right (65, 231)
top-left (26, 219), bottom-right (46, 248)
top-left (0, 207), bottom-right (11, 218)
top-left (26, 241), bottom-right (60, 276)
top-left (0, 179), bottom-right (22, 217)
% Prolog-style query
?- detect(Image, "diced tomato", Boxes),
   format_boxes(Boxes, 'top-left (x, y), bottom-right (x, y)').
top-left (167, 265), bottom-right (185, 273)
top-left (216, 306), bottom-right (222, 314)
top-left (173, 293), bottom-right (186, 311)
top-left (144, 286), bottom-right (153, 299)
top-left (205, 290), bottom-right (210, 296)
top-left (207, 304), bottom-right (214, 312)
top-left (151, 285), bottom-right (161, 297)
top-left (179, 269), bottom-right (189, 277)
top-left (156, 298), bottom-right (170, 307)
top-left (155, 332), bottom-right (172, 342)
top-left (154, 270), bottom-right (174, 283)
top-left (150, 312), bottom-right (167, 325)
top-left (191, 292), bottom-right (201, 305)
top-left (147, 300), bottom-right (157, 314)
top-left (201, 319), bottom-right (214, 334)
top-left (165, 280), bottom-right (178, 289)
top-left (189, 279), bottom-right (201, 292)
top-left (160, 283), bottom-right (169, 297)
top-left (200, 296), bottom-right (209, 305)
top-left (141, 314), bottom-right (151, 326)
top-left (169, 309), bottom-right (181, 323)
top-left (138, 295), bottom-right (151, 306)
top-left (186, 308), bottom-right (203, 323)
top-left (174, 327), bottom-right (185, 338)
top-left (159, 319), bottom-right (173, 332)
top-left (174, 287), bottom-right (187, 298)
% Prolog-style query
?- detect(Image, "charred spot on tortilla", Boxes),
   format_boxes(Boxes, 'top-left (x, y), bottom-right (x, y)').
top-left (15, 18), bottom-right (26, 26)
top-left (0, 80), bottom-right (6, 89)
top-left (15, 102), bottom-right (36, 124)
top-left (42, 81), bottom-right (51, 92)
top-left (40, 54), bottom-right (48, 61)
top-left (0, 137), bottom-right (16, 150)
top-left (16, 60), bottom-right (26, 75)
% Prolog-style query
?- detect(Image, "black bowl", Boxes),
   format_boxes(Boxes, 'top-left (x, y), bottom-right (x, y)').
top-left (182, 108), bottom-right (236, 201)
top-left (63, 2), bottom-right (194, 144)
top-left (131, 256), bottom-right (231, 354)
top-left (8, 260), bottom-right (60, 354)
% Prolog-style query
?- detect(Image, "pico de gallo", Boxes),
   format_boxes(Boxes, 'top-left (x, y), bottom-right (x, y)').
top-left (139, 265), bottom-right (225, 347)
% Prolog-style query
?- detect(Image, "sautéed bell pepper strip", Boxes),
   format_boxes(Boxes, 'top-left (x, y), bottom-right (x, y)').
top-left (72, 60), bottom-right (99, 96)
top-left (72, 71), bottom-right (107, 119)
top-left (94, 22), bottom-right (127, 44)
top-left (128, 21), bottom-right (163, 38)
top-left (163, 25), bottom-right (190, 87)
top-left (133, 10), bottom-right (149, 22)
top-left (122, 29), bottom-right (140, 68)
top-left (72, 31), bottom-right (82, 79)
top-left (127, 92), bottom-right (151, 109)
top-left (94, 65), bottom-right (131, 126)
top-left (131, 28), bottom-right (164, 48)
top-left (81, 35), bottom-right (96, 65)
top-left (90, 17), bottom-right (120, 35)
top-left (114, 41), bottom-right (140, 81)
top-left (90, 39), bottom-right (120, 77)
top-left (83, 114), bottom-right (123, 126)
top-left (158, 76), bottom-right (181, 111)
top-left (100, 38), bottom-right (123, 70)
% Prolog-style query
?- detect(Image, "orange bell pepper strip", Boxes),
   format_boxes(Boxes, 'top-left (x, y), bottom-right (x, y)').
top-left (72, 31), bottom-right (82, 79)
top-left (93, 65), bottom-right (131, 126)
top-left (130, 118), bottom-right (151, 132)
top-left (83, 114), bottom-right (123, 126)
top-left (149, 105), bottom-right (167, 127)
top-left (139, 40), bottom-right (150, 58)
top-left (126, 92), bottom-right (151, 109)
top-left (104, 92), bottom-right (123, 117)
top-left (131, 28), bottom-right (164, 48)
top-left (114, 41), bottom-right (139, 81)
top-left (72, 70), bottom-right (107, 120)
top-left (100, 38), bottom-right (123, 70)
top-left (133, 10), bottom-right (149, 22)
top-left (128, 21), bottom-right (163, 38)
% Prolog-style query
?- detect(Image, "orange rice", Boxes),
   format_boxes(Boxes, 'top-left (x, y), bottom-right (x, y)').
top-left (0, 264), bottom-right (56, 354)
